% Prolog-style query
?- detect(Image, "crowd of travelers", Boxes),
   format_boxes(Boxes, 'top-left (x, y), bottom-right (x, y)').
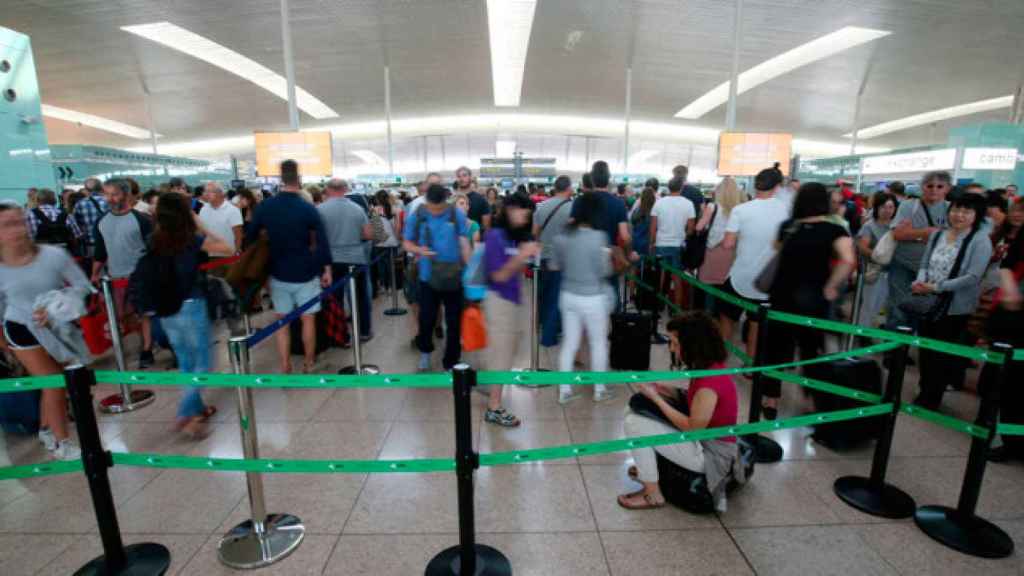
top-left (1, 156), bottom-right (1022, 515)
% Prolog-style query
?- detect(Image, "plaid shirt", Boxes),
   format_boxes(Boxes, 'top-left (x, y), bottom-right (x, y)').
top-left (25, 204), bottom-right (83, 240)
top-left (71, 193), bottom-right (108, 246)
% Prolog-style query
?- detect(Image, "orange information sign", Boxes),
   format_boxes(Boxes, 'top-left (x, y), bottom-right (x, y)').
top-left (255, 131), bottom-right (333, 177)
top-left (717, 133), bottom-right (792, 176)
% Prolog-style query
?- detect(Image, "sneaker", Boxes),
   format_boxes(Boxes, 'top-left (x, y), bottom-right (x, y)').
top-left (52, 439), bottom-right (81, 461)
top-left (38, 428), bottom-right (57, 451)
top-left (417, 352), bottom-right (432, 372)
top-left (558, 386), bottom-right (581, 405)
top-left (593, 387), bottom-right (617, 403)
top-left (138, 350), bottom-right (155, 369)
top-left (484, 408), bottom-right (521, 428)
top-left (360, 333), bottom-right (373, 343)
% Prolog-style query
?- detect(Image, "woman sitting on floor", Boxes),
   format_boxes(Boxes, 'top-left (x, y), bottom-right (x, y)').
top-left (619, 311), bottom-right (742, 512)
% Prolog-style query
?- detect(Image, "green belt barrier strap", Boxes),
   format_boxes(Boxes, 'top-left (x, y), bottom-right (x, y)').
top-left (0, 459), bottom-right (82, 480)
top-left (646, 257), bottom-right (758, 313)
top-left (0, 374), bottom-right (64, 391)
top-left (1015, 349), bottom-right (1024, 362)
top-left (997, 423), bottom-right (1024, 436)
top-left (762, 369), bottom-right (883, 404)
top-left (900, 404), bottom-right (989, 439)
top-left (481, 403), bottom-right (893, 466)
top-left (624, 273), bottom-right (683, 315)
top-left (111, 453), bottom-right (455, 474)
top-left (92, 371), bottom-right (452, 390)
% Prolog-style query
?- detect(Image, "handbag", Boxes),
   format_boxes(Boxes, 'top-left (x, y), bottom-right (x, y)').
top-left (80, 293), bottom-right (112, 355)
top-left (871, 231), bottom-right (896, 265)
top-left (753, 253), bottom-right (780, 294)
top-left (461, 305), bottom-right (487, 352)
top-left (681, 204), bottom-right (717, 270)
top-left (899, 230), bottom-right (976, 323)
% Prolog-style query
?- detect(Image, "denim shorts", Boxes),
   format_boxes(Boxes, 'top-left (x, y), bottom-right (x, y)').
top-left (269, 277), bottom-right (322, 315)
top-left (655, 246), bottom-right (683, 268)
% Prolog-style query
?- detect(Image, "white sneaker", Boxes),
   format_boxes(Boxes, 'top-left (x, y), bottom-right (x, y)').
top-left (38, 428), bottom-right (57, 451)
top-left (52, 439), bottom-right (81, 461)
top-left (558, 386), bottom-right (581, 405)
top-left (593, 387), bottom-right (617, 403)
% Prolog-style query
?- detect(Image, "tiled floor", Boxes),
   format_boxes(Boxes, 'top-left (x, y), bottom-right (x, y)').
top-left (1, 288), bottom-right (1023, 575)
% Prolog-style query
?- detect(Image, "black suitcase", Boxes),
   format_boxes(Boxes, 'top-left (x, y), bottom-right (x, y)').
top-left (610, 312), bottom-right (652, 371)
top-left (633, 261), bottom-right (665, 313)
top-left (802, 358), bottom-right (884, 451)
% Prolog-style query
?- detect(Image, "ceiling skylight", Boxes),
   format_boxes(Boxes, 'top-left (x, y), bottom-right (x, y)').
top-left (121, 22), bottom-right (338, 120)
top-left (495, 140), bottom-right (517, 157)
top-left (41, 104), bottom-right (159, 139)
top-left (847, 95), bottom-right (1014, 140)
top-left (627, 149), bottom-right (661, 166)
top-left (487, 0), bottom-right (537, 107)
top-left (675, 26), bottom-right (890, 119)
top-left (351, 149), bottom-right (385, 166)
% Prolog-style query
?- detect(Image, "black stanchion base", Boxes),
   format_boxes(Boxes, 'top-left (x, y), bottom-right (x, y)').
top-left (425, 544), bottom-right (512, 576)
top-left (914, 505), bottom-right (1014, 559)
top-left (75, 542), bottom-right (171, 576)
top-left (833, 476), bottom-right (916, 519)
top-left (748, 434), bottom-right (784, 463)
top-left (384, 308), bottom-right (408, 316)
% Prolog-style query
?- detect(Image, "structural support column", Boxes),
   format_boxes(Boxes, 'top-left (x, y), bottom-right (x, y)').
top-left (725, 0), bottom-right (743, 132)
top-left (1012, 83), bottom-right (1024, 125)
top-left (623, 67), bottom-right (632, 173)
top-left (385, 66), bottom-right (394, 175)
top-left (280, 0), bottom-right (300, 130)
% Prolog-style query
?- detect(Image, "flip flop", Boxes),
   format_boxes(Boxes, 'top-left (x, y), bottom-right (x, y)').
top-left (617, 490), bottom-right (666, 510)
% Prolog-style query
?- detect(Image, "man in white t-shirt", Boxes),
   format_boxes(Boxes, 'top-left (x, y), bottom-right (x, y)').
top-left (198, 182), bottom-right (243, 256)
top-left (718, 165), bottom-right (789, 360)
top-left (650, 176), bottom-right (696, 307)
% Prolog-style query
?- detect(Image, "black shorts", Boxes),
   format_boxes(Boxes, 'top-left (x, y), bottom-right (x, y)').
top-left (715, 278), bottom-right (766, 322)
top-left (3, 320), bottom-right (41, 350)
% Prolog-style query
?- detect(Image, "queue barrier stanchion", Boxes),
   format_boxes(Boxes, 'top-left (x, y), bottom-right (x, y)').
top-left (218, 336), bottom-right (305, 569)
top-left (518, 259), bottom-right (550, 387)
top-left (65, 365), bottom-right (171, 575)
top-left (384, 247), bottom-right (408, 317)
top-left (97, 276), bottom-right (156, 414)
top-left (913, 341), bottom-right (1015, 558)
top-left (745, 304), bottom-right (784, 463)
top-left (426, 364), bottom-right (511, 576)
top-left (340, 270), bottom-right (380, 375)
top-left (845, 258), bottom-right (867, 351)
top-left (833, 326), bottom-right (917, 518)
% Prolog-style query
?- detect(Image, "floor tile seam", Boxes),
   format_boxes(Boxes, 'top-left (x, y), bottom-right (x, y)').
top-left (331, 416), bottom-right (399, 555)
top-left (718, 517), bottom-right (759, 576)
top-left (23, 533), bottom-right (79, 576)
top-left (575, 453), bottom-right (615, 575)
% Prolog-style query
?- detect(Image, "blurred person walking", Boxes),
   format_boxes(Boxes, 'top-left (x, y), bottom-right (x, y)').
top-left (533, 175), bottom-right (574, 349)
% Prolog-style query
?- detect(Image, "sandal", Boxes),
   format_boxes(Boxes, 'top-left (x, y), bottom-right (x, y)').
top-left (484, 408), bottom-right (521, 428)
top-left (617, 490), bottom-right (666, 510)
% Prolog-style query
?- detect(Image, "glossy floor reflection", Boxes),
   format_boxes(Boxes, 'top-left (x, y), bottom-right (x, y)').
top-left (1, 287), bottom-right (1023, 575)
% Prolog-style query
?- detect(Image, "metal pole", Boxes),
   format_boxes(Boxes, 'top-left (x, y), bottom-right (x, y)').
top-left (384, 247), bottom-right (408, 316)
top-left (623, 67), bottom-right (632, 174)
top-left (218, 337), bottom-right (305, 569)
top-left (385, 66), bottom-right (394, 176)
top-left (913, 342), bottom-right (1015, 558)
top-left (846, 258), bottom-right (866, 351)
top-left (834, 326), bottom-right (916, 518)
top-left (952, 146), bottom-right (964, 183)
top-left (97, 276), bottom-right (155, 414)
top-left (426, 365), bottom-right (511, 576)
top-left (143, 89), bottom-right (158, 156)
top-left (280, 0), bottom-right (300, 130)
top-left (340, 271), bottom-right (380, 375)
top-left (530, 261), bottom-right (540, 371)
top-left (725, 0), bottom-right (743, 131)
top-left (65, 365), bottom-right (171, 574)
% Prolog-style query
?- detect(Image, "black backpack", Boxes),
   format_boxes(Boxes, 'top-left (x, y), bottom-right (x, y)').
top-left (32, 208), bottom-right (74, 247)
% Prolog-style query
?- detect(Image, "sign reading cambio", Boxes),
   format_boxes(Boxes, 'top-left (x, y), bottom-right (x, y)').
top-left (961, 148), bottom-right (1019, 171)
top-left (255, 131), bottom-right (333, 177)
top-left (860, 149), bottom-right (956, 175)
top-left (717, 133), bottom-right (792, 177)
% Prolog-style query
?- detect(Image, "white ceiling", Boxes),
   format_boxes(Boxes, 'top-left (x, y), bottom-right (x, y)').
top-left (4, 0), bottom-right (1024, 169)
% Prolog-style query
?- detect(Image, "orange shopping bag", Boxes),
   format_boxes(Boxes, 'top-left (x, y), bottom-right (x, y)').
top-left (461, 305), bottom-right (487, 352)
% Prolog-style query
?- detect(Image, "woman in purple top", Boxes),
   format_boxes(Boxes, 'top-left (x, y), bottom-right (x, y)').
top-left (483, 193), bottom-right (539, 427)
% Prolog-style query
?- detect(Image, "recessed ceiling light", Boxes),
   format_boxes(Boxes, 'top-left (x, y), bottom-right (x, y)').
top-left (675, 26), bottom-right (890, 119)
top-left (350, 149), bottom-right (385, 165)
top-left (121, 22), bottom-right (338, 120)
top-left (41, 104), bottom-right (159, 139)
top-left (846, 95), bottom-right (1014, 140)
top-left (495, 140), bottom-right (517, 157)
top-left (487, 0), bottom-right (537, 107)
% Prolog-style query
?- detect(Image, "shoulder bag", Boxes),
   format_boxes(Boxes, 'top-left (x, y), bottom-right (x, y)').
top-left (899, 230), bottom-right (976, 323)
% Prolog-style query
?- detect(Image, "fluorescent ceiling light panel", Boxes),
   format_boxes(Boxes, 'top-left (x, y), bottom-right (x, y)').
top-left (847, 95), bottom-right (1014, 140)
top-left (121, 22), bottom-right (338, 120)
top-left (495, 140), bottom-right (517, 157)
top-left (487, 0), bottom-right (537, 106)
top-left (675, 26), bottom-right (890, 119)
top-left (41, 104), bottom-right (158, 139)
top-left (350, 149), bottom-right (385, 165)
top-left (627, 149), bottom-right (661, 165)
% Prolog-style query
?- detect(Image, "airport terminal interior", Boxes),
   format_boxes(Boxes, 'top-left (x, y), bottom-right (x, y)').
top-left (2, 1), bottom-right (1024, 575)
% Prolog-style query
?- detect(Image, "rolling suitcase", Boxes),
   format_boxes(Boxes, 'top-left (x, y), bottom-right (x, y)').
top-left (609, 312), bottom-right (652, 371)
top-left (803, 357), bottom-right (884, 450)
